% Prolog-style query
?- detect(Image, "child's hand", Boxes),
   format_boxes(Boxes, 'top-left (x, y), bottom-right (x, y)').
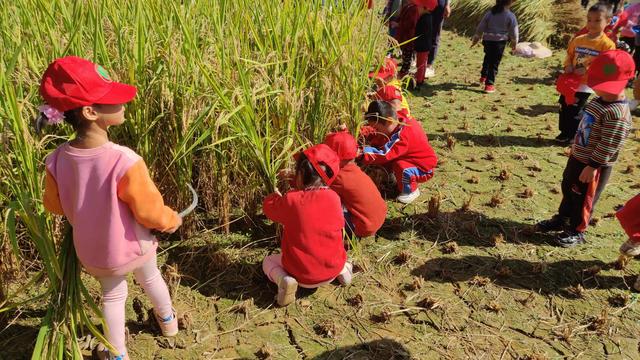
top-left (274, 188), bottom-right (282, 196)
top-left (620, 239), bottom-right (640, 257)
top-left (470, 37), bottom-right (479, 48)
top-left (574, 67), bottom-right (586, 76)
top-left (578, 166), bottom-right (597, 183)
top-left (564, 65), bottom-right (574, 74)
top-left (338, 123), bottom-right (347, 131)
top-left (277, 168), bottom-right (294, 181)
top-left (165, 216), bottom-right (183, 234)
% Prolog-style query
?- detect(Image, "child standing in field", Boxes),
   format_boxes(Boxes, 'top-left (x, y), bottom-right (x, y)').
top-left (471, 0), bottom-right (519, 94)
top-left (262, 144), bottom-right (352, 307)
top-left (324, 130), bottom-right (387, 238)
top-left (39, 57), bottom-right (181, 360)
top-left (556, 3), bottom-right (616, 143)
top-left (396, 0), bottom-right (438, 88)
top-left (537, 50), bottom-right (634, 247)
top-left (361, 100), bottom-right (438, 204)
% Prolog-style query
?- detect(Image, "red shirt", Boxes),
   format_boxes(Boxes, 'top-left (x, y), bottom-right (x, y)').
top-left (617, 194), bottom-right (640, 243)
top-left (362, 114), bottom-right (438, 172)
top-left (331, 162), bottom-right (387, 237)
top-left (263, 188), bottom-right (346, 284)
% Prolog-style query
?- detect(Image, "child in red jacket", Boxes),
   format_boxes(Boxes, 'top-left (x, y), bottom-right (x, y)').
top-left (262, 144), bottom-right (352, 307)
top-left (361, 100), bottom-right (438, 204)
top-left (617, 193), bottom-right (640, 290)
top-left (324, 130), bottom-right (387, 238)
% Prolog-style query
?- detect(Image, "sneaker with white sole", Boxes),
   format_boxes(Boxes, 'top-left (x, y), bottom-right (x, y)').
top-left (397, 189), bottom-right (420, 204)
top-left (154, 308), bottom-right (179, 337)
top-left (277, 275), bottom-right (298, 307)
top-left (424, 67), bottom-right (435, 78)
top-left (336, 262), bottom-right (353, 286)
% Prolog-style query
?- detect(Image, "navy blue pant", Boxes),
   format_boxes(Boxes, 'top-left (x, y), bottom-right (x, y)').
top-left (428, 4), bottom-right (445, 65)
top-left (481, 40), bottom-right (506, 85)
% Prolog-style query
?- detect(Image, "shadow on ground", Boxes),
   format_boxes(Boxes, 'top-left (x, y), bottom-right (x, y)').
top-left (412, 255), bottom-right (633, 297)
top-left (311, 339), bottom-right (411, 360)
top-left (431, 132), bottom-right (556, 148)
top-left (379, 210), bottom-right (554, 247)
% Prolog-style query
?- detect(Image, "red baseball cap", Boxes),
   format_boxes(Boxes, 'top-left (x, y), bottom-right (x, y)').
top-left (369, 57), bottom-right (398, 81)
top-left (294, 144), bottom-right (340, 186)
top-left (324, 130), bottom-right (358, 161)
top-left (375, 85), bottom-right (403, 102)
top-left (556, 73), bottom-right (582, 105)
top-left (40, 56), bottom-right (137, 112)
top-left (587, 50), bottom-right (636, 95)
top-left (413, 0), bottom-right (437, 11)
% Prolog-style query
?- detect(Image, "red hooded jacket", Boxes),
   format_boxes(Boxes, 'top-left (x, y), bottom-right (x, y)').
top-left (263, 188), bottom-right (346, 284)
top-left (362, 114), bottom-right (438, 172)
top-left (617, 193), bottom-right (640, 243)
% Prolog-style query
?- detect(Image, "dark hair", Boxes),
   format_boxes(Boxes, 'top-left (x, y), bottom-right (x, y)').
top-left (491, 0), bottom-right (513, 14)
top-left (295, 153), bottom-right (334, 188)
top-left (588, 2), bottom-right (613, 18)
top-left (365, 100), bottom-right (396, 124)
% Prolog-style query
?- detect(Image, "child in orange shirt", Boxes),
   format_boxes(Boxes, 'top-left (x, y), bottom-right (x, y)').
top-left (324, 130), bottom-right (387, 238)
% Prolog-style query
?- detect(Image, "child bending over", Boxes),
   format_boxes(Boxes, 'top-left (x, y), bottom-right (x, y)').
top-left (361, 100), bottom-right (438, 204)
top-left (262, 144), bottom-right (352, 307)
top-left (324, 130), bottom-right (387, 238)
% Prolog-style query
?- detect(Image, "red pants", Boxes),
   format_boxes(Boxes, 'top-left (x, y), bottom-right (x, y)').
top-left (391, 160), bottom-right (434, 193)
top-left (617, 194), bottom-right (640, 243)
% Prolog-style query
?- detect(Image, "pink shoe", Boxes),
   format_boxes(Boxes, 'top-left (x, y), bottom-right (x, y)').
top-left (484, 84), bottom-right (496, 93)
top-left (154, 308), bottom-right (179, 337)
top-left (479, 77), bottom-right (487, 85)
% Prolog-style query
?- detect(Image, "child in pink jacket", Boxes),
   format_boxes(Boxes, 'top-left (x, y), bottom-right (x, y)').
top-left (39, 57), bottom-right (181, 360)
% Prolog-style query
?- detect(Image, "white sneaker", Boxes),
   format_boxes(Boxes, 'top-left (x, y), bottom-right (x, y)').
top-left (277, 275), bottom-right (298, 307)
top-left (424, 67), bottom-right (435, 78)
top-left (397, 189), bottom-right (420, 204)
top-left (629, 99), bottom-right (639, 111)
top-left (336, 262), bottom-right (353, 286)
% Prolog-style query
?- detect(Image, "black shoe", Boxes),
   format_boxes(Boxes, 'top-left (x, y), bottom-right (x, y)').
top-left (535, 215), bottom-right (567, 233)
top-left (555, 231), bottom-right (586, 248)
top-left (554, 134), bottom-right (571, 144)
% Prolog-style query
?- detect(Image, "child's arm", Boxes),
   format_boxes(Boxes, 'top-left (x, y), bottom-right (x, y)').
top-left (43, 169), bottom-right (64, 215)
top-left (361, 129), bottom-right (409, 165)
top-left (563, 40), bottom-right (576, 73)
top-left (472, 12), bottom-right (490, 47)
top-left (117, 160), bottom-right (181, 233)
top-left (262, 192), bottom-right (288, 224)
top-left (509, 14), bottom-right (519, 51)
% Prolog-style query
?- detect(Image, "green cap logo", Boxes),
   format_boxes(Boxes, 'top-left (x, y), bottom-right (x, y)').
top-left (95, 64), bottom-right (112, 82)
top-left (603, 63), bottom-right (618, 76)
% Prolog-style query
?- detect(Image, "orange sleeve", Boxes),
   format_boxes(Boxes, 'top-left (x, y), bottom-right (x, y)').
top-left (43, 169), bottom-right (64, 215)
top-left (564, 39), bottom-right (576, 68)
top-left (117, 160), bottom-right (180, 232)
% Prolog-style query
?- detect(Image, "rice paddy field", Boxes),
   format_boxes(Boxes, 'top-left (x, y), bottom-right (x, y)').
top-left (2, 0), bottom-right (640, 359)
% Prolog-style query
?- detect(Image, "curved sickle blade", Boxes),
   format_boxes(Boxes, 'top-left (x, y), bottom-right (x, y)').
top-left (178, 184), bottom-right (198, 218)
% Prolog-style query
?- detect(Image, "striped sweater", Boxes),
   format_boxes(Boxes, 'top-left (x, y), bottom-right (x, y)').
top-left (571, 98), bottom-right (631, 168)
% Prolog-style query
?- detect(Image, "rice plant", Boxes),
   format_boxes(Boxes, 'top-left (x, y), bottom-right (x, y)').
top-left (1, 0), bottom-right (386, 357)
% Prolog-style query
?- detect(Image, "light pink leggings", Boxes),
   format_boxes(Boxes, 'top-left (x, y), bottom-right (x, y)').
top-left (96, 256), bottom-right (173, 355)
top-left (262, 254), bottom-right (351, 288)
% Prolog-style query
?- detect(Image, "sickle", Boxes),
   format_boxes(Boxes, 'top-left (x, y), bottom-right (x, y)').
top-left (178, 184), bottom-right (198, 218)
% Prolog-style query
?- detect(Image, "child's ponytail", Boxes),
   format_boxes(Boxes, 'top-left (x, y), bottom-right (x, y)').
top-left (35, 105), bottom-right (82, 134)
top-left (491, 0), bottom-right (513, 14)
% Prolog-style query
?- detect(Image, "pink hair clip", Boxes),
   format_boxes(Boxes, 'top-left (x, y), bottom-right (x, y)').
top-left (38, 104), bottom-right (65, 124)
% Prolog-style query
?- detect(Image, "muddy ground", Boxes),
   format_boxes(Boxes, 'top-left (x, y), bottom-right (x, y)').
top-left (2, 30), bottom-right (640, 360)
